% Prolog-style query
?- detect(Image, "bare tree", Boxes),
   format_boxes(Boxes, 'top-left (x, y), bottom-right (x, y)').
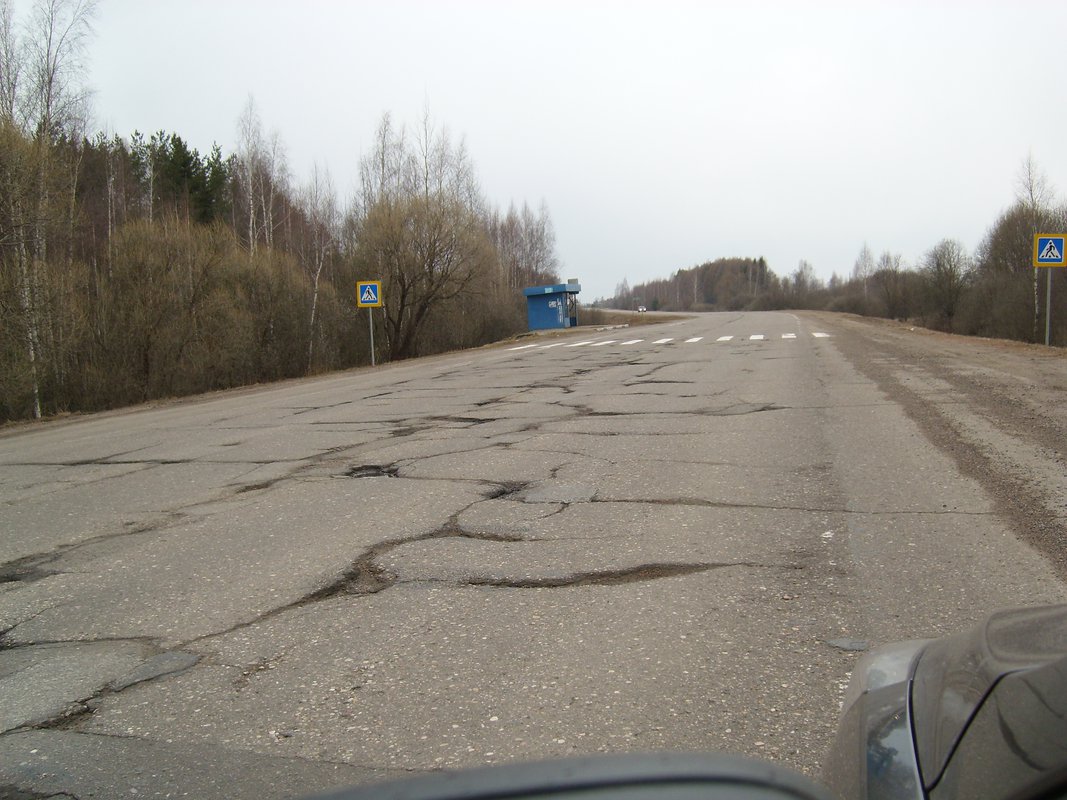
top-left (23, 0), bottom-right (95, 139)
top-left (299, 163), bottom-right (337, 372)
top-left (236, 96), bottom-right (262, 255)
top-left (789, 259), bottom-right (820, 307)
top-left (235, 97), bottom-right (289, 258)
top-left (259, 128), bottom-right (286, 251)
top-left (0, 0), bottom-right (94, 418)
top-left (1016, 154), bottom-right (1056, 340)
top-left (872, 251), bottom-right (916, 320)
top-left (354, 113), bottom-right (495, 360)
top-left (852, 242), bottom-right (874, 301)
top-left (922, 239), bottom-right (971, 329)
top-left (0, 0), bottom-right (21, 124)
top-left (486, 200), bottom-right (560, 291)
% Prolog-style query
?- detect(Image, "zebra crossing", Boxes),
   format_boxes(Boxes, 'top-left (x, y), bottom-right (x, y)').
top-left (506, 332), bottom-right (831, 352)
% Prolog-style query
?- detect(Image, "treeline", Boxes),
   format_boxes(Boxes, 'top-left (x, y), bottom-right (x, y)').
top-left (604, 161), bottom-right (1067, 347)
top-left (0, 0), bottom-right (559, 422)
top-left (609, 257), bottom-right (771, 312)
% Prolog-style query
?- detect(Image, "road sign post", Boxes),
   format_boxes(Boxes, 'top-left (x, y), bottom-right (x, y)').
top-left (368, 309), bottom-right (375, 367)
top-left (1033, 235), bottom-right (1065, 346)
top-left (356, 281), bottom-right (384, 366)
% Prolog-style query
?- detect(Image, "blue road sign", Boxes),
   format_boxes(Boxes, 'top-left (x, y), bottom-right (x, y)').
top-left (357, 280), bottom-right (383, 307)
top-left (1034, 235), bottom-right (1066, 267)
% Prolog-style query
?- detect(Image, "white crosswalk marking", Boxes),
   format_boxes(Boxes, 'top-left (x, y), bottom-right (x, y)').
top-left (508, 331), bottom-right (832, 356)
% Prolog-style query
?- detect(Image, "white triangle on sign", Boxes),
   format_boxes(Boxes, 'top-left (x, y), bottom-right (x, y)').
top-left (1040, 240), bottom-right (1062, 261)
top-left (361, 286), bottom-right (377, 302)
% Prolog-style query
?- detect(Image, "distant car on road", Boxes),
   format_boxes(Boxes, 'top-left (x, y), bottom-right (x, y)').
top-left (637, 305), bottom-right (647, 312)
top-left (822, 603), bottom-right (1067, 799)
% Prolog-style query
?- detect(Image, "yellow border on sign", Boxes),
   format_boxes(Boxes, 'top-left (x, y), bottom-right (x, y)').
top-left (357, 280), bottom-right (383, 307)
top-left (1033, 234), bottom-right (1067, 268)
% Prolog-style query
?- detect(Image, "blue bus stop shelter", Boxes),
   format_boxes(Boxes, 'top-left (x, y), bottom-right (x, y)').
top-left (523, 282), bottom-right (581, 330)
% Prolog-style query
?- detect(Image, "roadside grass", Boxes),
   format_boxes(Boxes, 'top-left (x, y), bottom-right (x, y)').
top-left (579, 307), bottom-right (680, 327)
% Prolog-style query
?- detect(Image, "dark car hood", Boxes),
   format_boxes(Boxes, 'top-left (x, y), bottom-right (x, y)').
top-left (910, 604), bottom-right (1067, 789)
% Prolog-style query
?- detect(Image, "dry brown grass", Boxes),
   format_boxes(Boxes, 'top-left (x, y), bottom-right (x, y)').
top-left (579, 307), bottom-right (681, 327)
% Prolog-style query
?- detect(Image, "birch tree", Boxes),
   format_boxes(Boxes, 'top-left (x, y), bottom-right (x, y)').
top-left (299, 163), bottom-right (338, 372)
top-left (235, 97), bottom-right (288, 256)
top-left (0, 0), bottom-right (21, 124)
top-left (852, 242), bottom-right (874, 301)
top-left (1016, 154), bottom-right (1055, 340)
top-left (236, 97), bottom-right (262, 254)
top-left (486, 201), bottom-right (560, 291)
top-left (0, 0), bottom-right (94, 418)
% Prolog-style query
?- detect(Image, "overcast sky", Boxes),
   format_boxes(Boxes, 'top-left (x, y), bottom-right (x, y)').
top-left (83, 0), bottom-right (1067, 300)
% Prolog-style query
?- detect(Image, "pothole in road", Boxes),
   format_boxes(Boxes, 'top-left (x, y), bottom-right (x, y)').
top-left (483, 482), bottom-right (528, 501)
top-left (306, 556), bottom-right (397, 599)
top-left (341, 464), bottom-right (400, 479)
top-left (390, 425), bottom-right (427, 438)
top-left (430, 521), bottom-right (525, 543)
top-left (466, 562), bottom-right (723, 589)
top-left (0, 553), bottom-right (60, 585)
top-left (528, 382), bottom-right (575, 394)
top-left (235, 480), bottom-right (277, 493)
top-left (35, 701), bottom-right (97, 731)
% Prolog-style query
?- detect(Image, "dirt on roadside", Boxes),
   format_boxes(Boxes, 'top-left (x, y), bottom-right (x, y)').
top-left (800, 311), bottom-right (1067, 580)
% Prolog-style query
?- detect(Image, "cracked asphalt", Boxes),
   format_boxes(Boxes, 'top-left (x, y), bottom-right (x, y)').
top-left (2, 310), bottom-right (1066, 799)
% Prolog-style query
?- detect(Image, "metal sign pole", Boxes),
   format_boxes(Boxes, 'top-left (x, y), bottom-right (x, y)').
top-left (1046, 267), bottom-right (1053, 347)
top-left (368, 307), bottom-right (376, 367)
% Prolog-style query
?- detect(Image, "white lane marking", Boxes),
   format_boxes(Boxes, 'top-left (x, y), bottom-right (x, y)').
top-left (653, 338), bottom-right (674, 344)
top-left (685, 337), bottom-right (704, 343)
top-left (565, 341), bottom-right (594, 347)
top-left (813, 332), bottom-right (830, 338)
top-left (749, 334), bottom-right (765, 341)
top-left (716, 335), bottom-right (734, 342)
top-left (782, 333), bottom-right (797, 339)
top-left (508, 344), bottom-right (539, 351)
top-left (539, 342), bottom-right (567, 349)
top-left (621, 339), bottom-right (644, 345)
top-left (591, 340), bottom-right (617, 347)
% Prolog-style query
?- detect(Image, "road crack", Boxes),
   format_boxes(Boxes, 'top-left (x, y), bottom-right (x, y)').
top-left (455, 561), bottom-right (787, 589)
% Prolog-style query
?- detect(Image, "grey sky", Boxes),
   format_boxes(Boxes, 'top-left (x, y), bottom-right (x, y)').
top-left (87, 0), bottom-right (1067, 300)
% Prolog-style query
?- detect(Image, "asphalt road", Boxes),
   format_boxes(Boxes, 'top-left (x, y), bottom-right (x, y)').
top-left (2, 310), bottom-right (1065, 799)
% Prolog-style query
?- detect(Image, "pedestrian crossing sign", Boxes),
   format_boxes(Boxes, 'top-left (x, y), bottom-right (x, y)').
top-left (357, 280), bottom-right (383, 307)
top-left (1034, 235), bottom-right (1066, 267)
